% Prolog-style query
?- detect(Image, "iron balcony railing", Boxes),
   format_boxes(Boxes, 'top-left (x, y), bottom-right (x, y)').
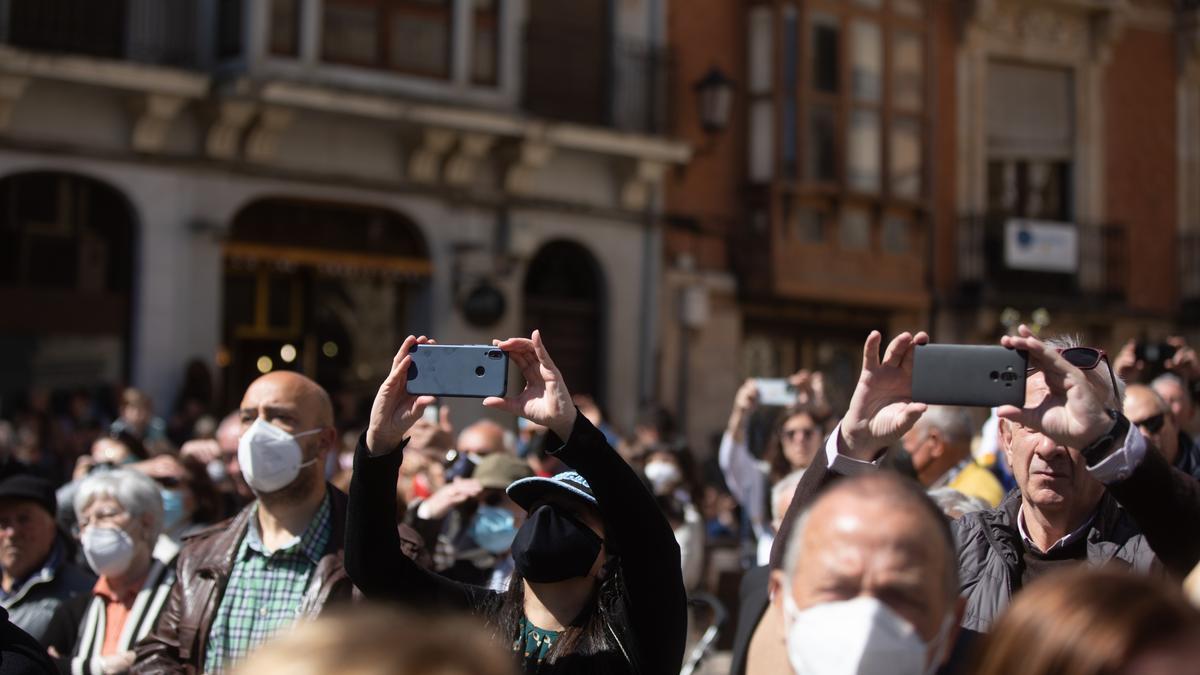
top-left (523, 28), bottom-right (672, 135)
top-left (957, 214), bottom-right (1127, 303)
top-left (2, 0), bottom-right (203, 68)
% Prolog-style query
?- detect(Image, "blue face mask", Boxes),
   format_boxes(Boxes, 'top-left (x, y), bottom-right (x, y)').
top-left (470, 505), bottom-right (518, 555)
top-left (160, 488), bottom-right (188, 532)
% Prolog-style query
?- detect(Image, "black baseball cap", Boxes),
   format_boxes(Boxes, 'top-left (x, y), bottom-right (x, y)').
top-left (506, 470), bottom-right (597, 512)
top-left (0, 474), bottom-right (57, 517)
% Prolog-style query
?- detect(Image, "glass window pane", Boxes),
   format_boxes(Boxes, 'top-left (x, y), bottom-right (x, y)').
top-left (894, 0), bottom-right (925, 16)
top-left (388, 2), bottom-right (451, 77)
top-left (796, 209), bottom-right (826, 243)
top-left (893, 30), bottom-right (923, 111)
top-left (855, 0), bottom-right (882, 8)
top-left (322, 4), bottom-right (379, 65)
top-left (782, 6), bottom-right (798, 178)
top-left (471, 0), bottom-right (498, 85)
top-left (882, 216), bottom-right (909, 254)
top-left (812, 13), bottom-right (839, 94)
top-left (807, 104), bottom-right (837, 182)
top-left (848, 109), bottom-right (881, 192)
top-left (891, 116), bottom-right (922, 199)
top-left (749, 101), bottom-right (775, 182)
top-left (840, 208), bottom-right (871, 250)
top-left (269, 0), bottom-right (299, 56)
top-left (748, 6), bottom-right (774, 95)
top-left (851, 20), bottom-right (882, 103)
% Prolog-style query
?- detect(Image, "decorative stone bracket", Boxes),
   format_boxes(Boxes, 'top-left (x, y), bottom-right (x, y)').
top-left (0, 74), bottom-right (28, 132)
top-left (244, 106), bottom-right (294, 163)
top-left (205, 100), bottom-right (258, 160)
top-left (503, 138), bottom-right (555, 195)
top-left (620, 158), bottom-right (667, 211)
top-left (131, 93), bottom-right (186, 154)
top-left (408, 128), bottom-right (457, 184)
top-left (444, 132), bottom-right (496, 187)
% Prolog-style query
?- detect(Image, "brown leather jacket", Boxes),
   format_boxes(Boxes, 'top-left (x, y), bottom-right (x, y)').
top-left (132, 486), bottom-right (355, 674)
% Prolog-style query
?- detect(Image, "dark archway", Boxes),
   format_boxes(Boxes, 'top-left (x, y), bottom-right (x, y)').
top-left (0, 171), bottom-right (137, 398)
top-left (221, 197), bottom-right (431, 411)
top-left (522, 240), bottom-right (606, 407)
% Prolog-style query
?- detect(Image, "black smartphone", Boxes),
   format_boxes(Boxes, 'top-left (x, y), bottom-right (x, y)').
top-left (406, 345), bottom-right (509, 398)
top-left (911, 344), bottom-right (1027, 407)
top-left (1135, 342), bottom-right (1177, 368)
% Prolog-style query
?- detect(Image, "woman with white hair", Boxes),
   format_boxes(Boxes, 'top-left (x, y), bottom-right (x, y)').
top-left (43, 469), bottom-right (178, 675)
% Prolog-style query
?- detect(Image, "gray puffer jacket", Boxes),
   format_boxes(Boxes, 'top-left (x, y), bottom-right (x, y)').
top-left (953, 489), bottom-right (1158, 633)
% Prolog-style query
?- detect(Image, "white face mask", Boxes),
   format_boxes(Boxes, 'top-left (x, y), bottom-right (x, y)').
top-left (81, 526), bottom-right (136, 578)
top-left (643, 461), bottom-right (681, 494)
top-left (237, 418), bottom-right (321, 494)
top-left (782, 592), bottom-right (949, 675)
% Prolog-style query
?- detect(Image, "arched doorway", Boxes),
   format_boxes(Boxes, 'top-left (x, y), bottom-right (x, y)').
top-left (522, 240), bottom-right (605, 406)
top-left (0, 171), bottom-right (136, 399)
top-left (221, 198), bottom-right (430, 414)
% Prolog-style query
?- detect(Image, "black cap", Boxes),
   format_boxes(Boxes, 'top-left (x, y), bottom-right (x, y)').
top-left (0, 474), bottom-right (57, 517)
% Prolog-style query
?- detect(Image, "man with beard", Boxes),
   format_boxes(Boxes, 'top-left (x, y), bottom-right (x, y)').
top-left (134, 372), bottom-right (353, 673)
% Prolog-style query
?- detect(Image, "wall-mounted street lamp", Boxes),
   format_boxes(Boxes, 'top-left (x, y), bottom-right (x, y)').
top-left (694, 66), bottom-right (735, 135)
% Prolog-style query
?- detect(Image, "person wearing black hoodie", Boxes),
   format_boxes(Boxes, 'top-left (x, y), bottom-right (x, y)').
top-left (345, 332), bottom-right (687, 675)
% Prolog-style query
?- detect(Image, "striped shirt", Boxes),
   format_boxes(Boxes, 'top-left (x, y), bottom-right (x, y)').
top-left (204, 494), bottom-right (332, 674)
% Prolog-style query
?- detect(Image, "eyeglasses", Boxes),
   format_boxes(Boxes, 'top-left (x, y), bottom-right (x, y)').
top-left (783, 427), bottom-right (820, 441)
top-left (1132, 413), bottom-right (1165, 434)
top-left (1026, 347), bottom-right (1120, 404)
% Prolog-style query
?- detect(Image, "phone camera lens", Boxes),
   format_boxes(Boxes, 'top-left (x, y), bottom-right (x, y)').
top-left (475, 366), bottom-right (486, 377)
top-left (487, 350), bottom-right (503, 360)
top-left (990, 371), bottom-right (999, 382)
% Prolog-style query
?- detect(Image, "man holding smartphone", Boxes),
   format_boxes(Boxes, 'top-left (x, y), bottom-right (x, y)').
top-left (771, 325), bottom-right (1200, 645)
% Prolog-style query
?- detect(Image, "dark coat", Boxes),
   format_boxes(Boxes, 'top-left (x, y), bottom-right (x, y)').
top-left (0, 606), bottom-right (55, 675)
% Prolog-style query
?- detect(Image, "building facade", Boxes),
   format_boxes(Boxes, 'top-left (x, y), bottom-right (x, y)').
top-left (665, 0), bottom-right (1200, 457)
top-left (0, 0), bottom-right (689, 431)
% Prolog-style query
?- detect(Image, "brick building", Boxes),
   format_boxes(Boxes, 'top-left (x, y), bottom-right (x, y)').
top-left (665, 0), bottom-right (1200, 456)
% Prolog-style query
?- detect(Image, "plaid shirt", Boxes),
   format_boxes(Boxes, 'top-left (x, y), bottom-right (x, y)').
top-left (204, 494), bottom-right (332, 674)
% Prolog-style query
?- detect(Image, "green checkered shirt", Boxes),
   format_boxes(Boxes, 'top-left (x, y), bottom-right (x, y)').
top-left (204, 493), bottom-right (332, 674)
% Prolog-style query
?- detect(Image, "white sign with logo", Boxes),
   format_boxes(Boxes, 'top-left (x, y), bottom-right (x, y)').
top-left (1003, 219), bottom-right (1078, 273)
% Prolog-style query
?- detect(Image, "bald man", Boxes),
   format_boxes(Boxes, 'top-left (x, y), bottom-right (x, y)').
top-left (136, 372), bottom-right (354, 674)
top-left (1125, 384), bottom-right (1200, 481)
top-left (444, 420), bottom-right (510, 481)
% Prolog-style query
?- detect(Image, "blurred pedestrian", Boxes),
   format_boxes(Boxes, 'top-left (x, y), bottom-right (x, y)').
top-left (346, 332), bottom-right (687, 675)
top-left (109, 390), bottom-right (167, 453)
top-left (1124, 383), bottom-right (1200, 481)
top-left (234, 607), bottom-right (517, 675)
top-left (131, 454), bottom-right (223, 541)
top-left (901, 405), bottom-right (1005, 506)
top-left (0, 475), bottom-right (94, 643)
top-left (180, 412), bottom-right (252, 509)
top-left (43, 470), bottom-right (177, 674)
top-left (973, 568), bottom-right (1200, 675)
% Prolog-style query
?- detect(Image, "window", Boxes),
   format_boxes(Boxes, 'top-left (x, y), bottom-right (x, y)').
top-left (882, 215), bottom-right (910, 254)
top-left (319, 0), bottom-right (496, 84)
top-left (891, 116), bottom-right (921, 199)
top-left (840, 208), bottom-right (871, 250)
top-left (851, 20), bottom-right (882, 103)
top-left (808, 105), bottom-right (837, 182)
top-left (269, 0), bottom-right (300, 57)
top-left (748, 5), bottom-right (775, 182)
top-left (811, 13), bottom-right (840, 94)
top-left (782, 6), bottom-right (799, 179)
top-left (849, 109), bottom-right (881, 192)
top-left (892, 30), bottom-right (923, 112)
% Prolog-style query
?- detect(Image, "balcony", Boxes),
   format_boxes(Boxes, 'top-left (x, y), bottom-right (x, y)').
top-left (1, 0), bottom-right (202, 68)
top-left (523, 28), bottom-right (671, 135)
top-left (955, 215), bottom-right (1127, 308)
top-left (732, 204), bottom-right (929, 309)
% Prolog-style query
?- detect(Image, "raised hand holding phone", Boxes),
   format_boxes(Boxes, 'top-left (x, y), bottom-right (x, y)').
top-left (483, 330), bottom-right (577, 440)
top-left (838, 331), bottom-right (930, 460)
top-left (366, 335), bottom-right (437, 456)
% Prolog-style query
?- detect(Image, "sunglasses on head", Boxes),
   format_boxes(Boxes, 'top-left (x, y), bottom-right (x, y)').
top-left (1026, 346), bottom-right (1120, 403)
top-left (1132, 413), bottom-right (1165, 434)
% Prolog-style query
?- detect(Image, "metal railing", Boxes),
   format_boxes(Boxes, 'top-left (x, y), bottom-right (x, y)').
top-left (523, 28), bottom-right (672, 135)
top-left (957, 214), bottom-right (1127, 302)
top-left (2, 0), bottom-right (202, 68)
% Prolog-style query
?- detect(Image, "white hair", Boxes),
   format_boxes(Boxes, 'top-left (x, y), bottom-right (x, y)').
top-left (771, 470), bottom-right (805, 525)
top-left (1152, 372), bottom-right (1186, 392)
top-left (74, 468), bottom-right (164, 542)
top-left (914, 406), bottom-right (975, 446)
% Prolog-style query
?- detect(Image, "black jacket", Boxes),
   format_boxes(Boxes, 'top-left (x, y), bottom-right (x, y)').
top-left (0, 606), bottom-right (54, 675)
top-left (727, 565), bottom-right (771, 675)
top-left (345, 413), bottom-right (687, 675)
top-left (1174, 432), bottom-right (1200, 481)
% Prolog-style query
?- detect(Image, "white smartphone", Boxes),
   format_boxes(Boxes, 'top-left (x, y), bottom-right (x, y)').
top-left (754, 378), bottom-right (796, 407)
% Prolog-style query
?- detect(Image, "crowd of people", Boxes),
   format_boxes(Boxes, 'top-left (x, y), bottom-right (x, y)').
top-left (0, 326), bottom-right (1199, 675)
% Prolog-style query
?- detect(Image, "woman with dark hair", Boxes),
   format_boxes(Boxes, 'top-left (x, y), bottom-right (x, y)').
top-left (719, 378), bottom-right (827, 565)
top-left (974, 568), bottom-right (1200, 675)
top-left (345, 333), bottom-right (687, 675)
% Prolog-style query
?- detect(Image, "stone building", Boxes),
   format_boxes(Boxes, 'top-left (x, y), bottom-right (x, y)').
top-left (0, 0), bottom-right (689, 431)
top-left (664, 0), bottom-right (1200, 456)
